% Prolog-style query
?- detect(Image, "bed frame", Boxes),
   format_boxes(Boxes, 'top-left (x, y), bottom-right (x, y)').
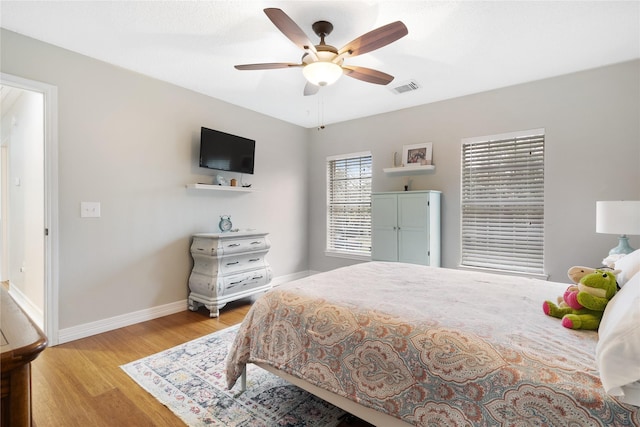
top-left (239, 364), bottom-right (412, 426)
top-left (227, 262), bottom-right (639, 426)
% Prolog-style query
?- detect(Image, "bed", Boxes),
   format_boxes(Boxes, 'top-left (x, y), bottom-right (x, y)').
top-left (225, 260), bottom-right (640, 426)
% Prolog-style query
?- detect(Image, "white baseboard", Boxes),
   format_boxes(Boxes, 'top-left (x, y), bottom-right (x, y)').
top-left (58, 300), bottom-right (186, 345)
top-left (8, 283), bottom-right (44, 331)
top-left (57, 270), bottom-right (314, 345)
top-left (270, 270), bottom-right (313, 287)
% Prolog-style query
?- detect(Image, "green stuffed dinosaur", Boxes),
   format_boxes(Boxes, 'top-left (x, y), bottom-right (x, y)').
top-left (542, 269), bottom-right (617, 330)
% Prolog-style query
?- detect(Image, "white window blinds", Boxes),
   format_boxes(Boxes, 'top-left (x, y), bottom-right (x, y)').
top-left (461, 130), bottom-right (545, 275)
top-left (326, 152), bottom-right (372, 257)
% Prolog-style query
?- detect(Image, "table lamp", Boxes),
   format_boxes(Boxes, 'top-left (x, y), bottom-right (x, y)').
top-left (596, 201), bottom-right (640, 255)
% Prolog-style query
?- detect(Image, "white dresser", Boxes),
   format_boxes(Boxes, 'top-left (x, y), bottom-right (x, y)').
top-left (188, 231), bottom-right (272, 317)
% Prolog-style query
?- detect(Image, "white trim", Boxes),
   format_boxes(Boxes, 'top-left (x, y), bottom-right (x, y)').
top-left (326, 150), bottom-right (372, 162)
top-left (461, 128), bottom-right (545, 145)
top-left (457, 265), bottom-right (549, 280)
top-left (58, 300), bottom-right (187, 344)
top-left (0, 146), bottom-right (8, 282)
top-left (56, 271), bottom-right (312, 344)
top-left (270, 270), bottom-right (311, 287)
top-left (1, 73), bottom-right (59, 345)
top-left (8, 282), bottom-right (44, 331)
top-left (325, 250), bottom-right (371, 262)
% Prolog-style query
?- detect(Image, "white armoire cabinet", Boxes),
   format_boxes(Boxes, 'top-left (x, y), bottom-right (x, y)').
top-left (371, 191), bottom-right (441, 266)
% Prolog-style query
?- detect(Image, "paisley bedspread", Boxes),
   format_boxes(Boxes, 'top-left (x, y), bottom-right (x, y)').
top-left (225, 262), bottom-right (640, 426)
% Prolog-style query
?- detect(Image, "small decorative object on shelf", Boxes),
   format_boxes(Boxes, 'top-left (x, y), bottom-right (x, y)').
top-left (402, 142), bottom-right (433, 167)
top-left (216, 174), bottom-right (227, 185)
top-left (219, 215), bottom-right (232, 232)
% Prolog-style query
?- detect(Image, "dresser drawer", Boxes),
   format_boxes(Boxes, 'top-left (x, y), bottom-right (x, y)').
top-left (219, 251), bottom-right (268, 275)
top-left (222, 268), bottom-right (272, 296)
top-left (191, 253), bottom-right (220, 276)
top-left (188, 271), bottom-right (219, 295)
top-left (191, 237), bottom-right (219, 256)
top-left (219, 237), bottom-right (269, 255)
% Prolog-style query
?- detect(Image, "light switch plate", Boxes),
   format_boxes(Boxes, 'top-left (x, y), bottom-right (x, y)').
top-left (81, 202), bottom-right (101, 218)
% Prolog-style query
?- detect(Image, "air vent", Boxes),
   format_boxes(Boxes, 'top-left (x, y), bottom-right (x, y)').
top-left (389, 79), bottom-right (421, 94)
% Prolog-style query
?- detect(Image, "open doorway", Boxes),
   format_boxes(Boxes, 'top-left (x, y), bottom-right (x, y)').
top-left (1, 73), bottom-right (58, 345)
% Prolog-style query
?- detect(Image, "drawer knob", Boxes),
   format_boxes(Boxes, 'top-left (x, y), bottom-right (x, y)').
top-left (249, 258), bottom-right (260, 262)
top-left (226, 261), bottom-right (239, 266)
top-left (228, 243), bottom-right (241, 247)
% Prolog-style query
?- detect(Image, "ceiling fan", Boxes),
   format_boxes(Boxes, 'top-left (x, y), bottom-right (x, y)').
top-left (234, 8), bottom-right (408, 96)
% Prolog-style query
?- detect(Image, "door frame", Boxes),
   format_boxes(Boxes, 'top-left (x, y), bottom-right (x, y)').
top-left (1, 72), bottom-right (59, 345)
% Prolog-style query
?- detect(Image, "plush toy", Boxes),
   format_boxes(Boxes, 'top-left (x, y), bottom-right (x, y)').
top-left (567, 266), bottom-right (598, 284)
top-left (558, 265), bottom-right (620, 309)
top-left (543, 269), bottom-right (618, 330)
top-left (557, 284), bottom-right (582, 310)
top-left (558, 266), bottom-right (599, 310)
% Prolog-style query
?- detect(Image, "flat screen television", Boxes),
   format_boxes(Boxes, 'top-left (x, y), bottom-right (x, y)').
top-left (199, 127), bottom-right (255, 174)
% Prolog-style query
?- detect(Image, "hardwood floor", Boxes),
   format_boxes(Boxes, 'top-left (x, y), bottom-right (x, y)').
top-left (31, 299), bottom-right (372, 427)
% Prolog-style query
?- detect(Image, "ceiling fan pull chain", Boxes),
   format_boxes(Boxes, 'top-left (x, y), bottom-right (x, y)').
top-left (317, 94), bottom-right (325, 130)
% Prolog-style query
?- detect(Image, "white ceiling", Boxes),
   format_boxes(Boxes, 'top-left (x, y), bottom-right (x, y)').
top-left (1, 1), bottom-right (639, 128)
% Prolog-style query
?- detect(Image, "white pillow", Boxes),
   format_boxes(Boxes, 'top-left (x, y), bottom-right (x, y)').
top-left (615, 249), bottom-right (640, 287)
top-left (596, 272), bottom-right (640, 407)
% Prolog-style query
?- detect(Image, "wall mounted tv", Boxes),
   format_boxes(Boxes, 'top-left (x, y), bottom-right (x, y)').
top-left (199, 127), bottom-right (255, 174)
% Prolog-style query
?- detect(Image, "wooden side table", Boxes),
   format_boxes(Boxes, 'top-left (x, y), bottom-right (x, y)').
top-left (1, 287), bottom-right (48, 427)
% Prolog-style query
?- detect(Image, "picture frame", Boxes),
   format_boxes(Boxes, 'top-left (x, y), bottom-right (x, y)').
top-left (402, 142), bottom-right (433, 167)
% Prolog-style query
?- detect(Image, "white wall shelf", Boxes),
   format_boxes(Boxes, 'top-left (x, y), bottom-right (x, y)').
top-left (186, 183), bottom-right (253, 192)
top-left (383, 165), bottom-right (435, 176)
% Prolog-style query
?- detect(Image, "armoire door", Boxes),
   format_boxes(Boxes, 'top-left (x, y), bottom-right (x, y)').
top-left (397, 193), bottom-right (429, 265)
top-left (371, 194), bottom-right (398, 261)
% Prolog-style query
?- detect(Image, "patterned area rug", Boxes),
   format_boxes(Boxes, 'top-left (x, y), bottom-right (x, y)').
top-left (121, 325), bottom-right (346, 426)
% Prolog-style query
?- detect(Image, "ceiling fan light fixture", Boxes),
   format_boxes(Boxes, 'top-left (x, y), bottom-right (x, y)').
top-left (303, 61), bottom-right (342, 87)
top-left (235, 9), bottom-right (408, 95)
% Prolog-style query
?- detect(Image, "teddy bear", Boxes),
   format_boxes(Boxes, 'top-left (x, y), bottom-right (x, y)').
top-left (542, 269), bottom-right (618, 330)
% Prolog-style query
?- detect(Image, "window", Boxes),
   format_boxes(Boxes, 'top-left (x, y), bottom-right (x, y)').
top-left (326, 152), bottom-right (372, 259)
top-left (460, 129), bottom-right (545, 275)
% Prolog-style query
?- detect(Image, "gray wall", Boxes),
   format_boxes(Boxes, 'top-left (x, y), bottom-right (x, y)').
top-left (1, 29), bottom-right (310, 330)
top-left (308, 60), bottom-right (640, 281)
top-left (2, 27), bottom-right (639, 335)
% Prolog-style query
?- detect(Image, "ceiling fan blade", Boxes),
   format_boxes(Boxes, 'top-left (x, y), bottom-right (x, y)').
top-left (342, 66), bottom-right (394, 85)
top-left (264, 8), bottom-right (317, 54)
top-left (338, 21), bottom-right (408, 57)
top-left (234, 63), bottom-right (301, 70)
top-left (304, 82), bottom-right (320, 96)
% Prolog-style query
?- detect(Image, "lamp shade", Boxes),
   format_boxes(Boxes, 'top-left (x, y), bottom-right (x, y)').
top-left (596, 201), bottom-right (640, 235)
top-left (302, 61), bottom-right (342, 87)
